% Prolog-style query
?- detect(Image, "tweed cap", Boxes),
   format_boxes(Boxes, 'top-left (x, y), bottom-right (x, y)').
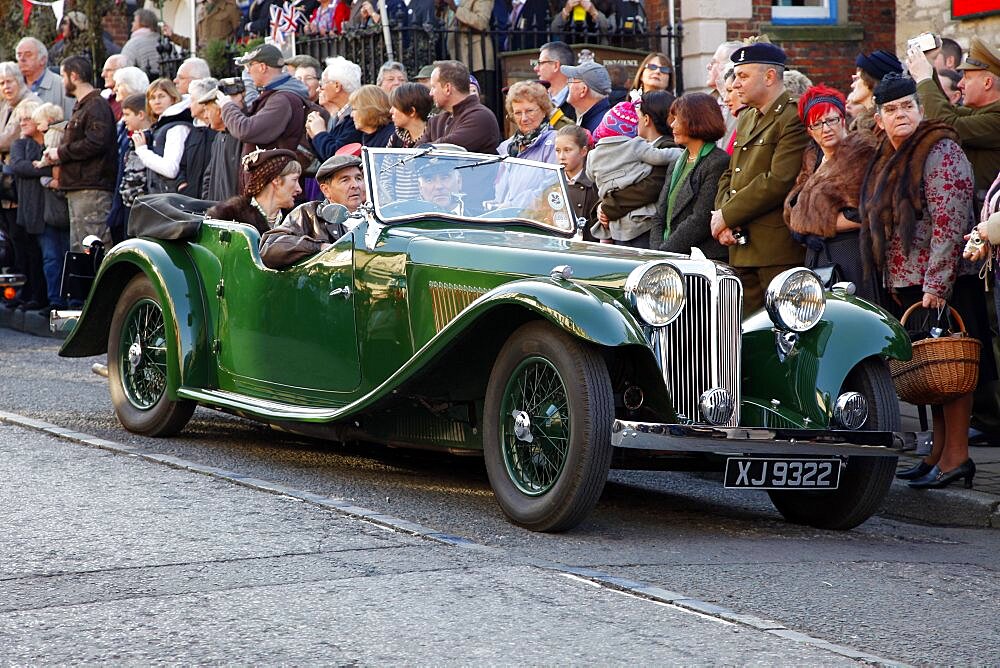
top-left (241, 148), bottom-right (298, 197)
top-left (855, 50), bottom-right (903, 82)
top-left (561, 62), bottom-right (612, 96)
top-left (957, 37), bottom-right (1000, 77)
top-left (316, 155), bottom-right (362, 182)
top-left (415, 64), bottom-right (435, 80)
top-left (873, 72), bottom-right (917, 106)
top-left (731, 42), bottom-right (787, 67)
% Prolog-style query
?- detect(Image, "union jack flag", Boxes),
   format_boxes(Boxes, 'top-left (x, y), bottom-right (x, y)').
top-left (270, 0), bottom-right (302, 46)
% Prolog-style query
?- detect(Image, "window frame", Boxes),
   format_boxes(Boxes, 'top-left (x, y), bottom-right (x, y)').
top-left (770, 0), bottom-right (839, 26)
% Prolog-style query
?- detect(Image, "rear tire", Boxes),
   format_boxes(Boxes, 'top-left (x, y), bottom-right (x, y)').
top-left (108, 275), bottom-right (195, 436)
top-left (483, 321), bottom-right (614, 532)
top-left (768, 358), bottom-right (898, 530)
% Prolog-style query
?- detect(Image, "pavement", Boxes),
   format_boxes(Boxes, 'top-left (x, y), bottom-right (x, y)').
top-left (3, 304), bottom-right (998, 530)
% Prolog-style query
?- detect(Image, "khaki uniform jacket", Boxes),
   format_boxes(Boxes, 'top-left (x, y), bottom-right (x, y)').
top-left (448, 0), bottom-right (495, 72)
top-left (715, 92), bottom-right (808, 267)
top-left (917, 76), bottom-right (1000, 202)
top-left (199, 0), bottom-right (243, 47)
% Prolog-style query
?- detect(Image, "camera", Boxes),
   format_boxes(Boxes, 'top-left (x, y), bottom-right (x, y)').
top-left (732, 229), bottom-right (749, 246)
top-left (963, 228), bottom-right (985, 257)
top-left (908, 32), bottom-right (939, 52)
top-left (218, 77), bottom-right (245, 96)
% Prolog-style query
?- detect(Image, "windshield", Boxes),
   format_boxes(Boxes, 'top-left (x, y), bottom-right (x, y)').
top-left (365, 148), bottom-right (576, 235)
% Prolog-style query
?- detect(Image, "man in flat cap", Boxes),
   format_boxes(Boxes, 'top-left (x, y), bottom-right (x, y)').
top-left (259, 155), bottom-right (365, 269)
top-left (562, 61), bottom-right (613, 134)
top-left (712, 40), bottom-right (808, 316)
top-left (908, 36), bottom-right (1000, 215)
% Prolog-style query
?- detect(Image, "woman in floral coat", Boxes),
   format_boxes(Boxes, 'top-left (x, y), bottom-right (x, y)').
top-left (860, 74), bottom-right (986, 490)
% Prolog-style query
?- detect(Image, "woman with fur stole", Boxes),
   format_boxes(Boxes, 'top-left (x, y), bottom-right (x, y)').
top-left (783, 85), bottom-right (876, 300)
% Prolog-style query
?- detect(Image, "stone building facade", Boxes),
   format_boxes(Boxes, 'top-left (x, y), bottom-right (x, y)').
top-left (895, 0), bottom-right (999, 53)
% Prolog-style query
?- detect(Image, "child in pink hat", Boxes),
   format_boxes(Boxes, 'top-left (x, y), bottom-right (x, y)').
top-left (586, 101), bottom-right (681, 243)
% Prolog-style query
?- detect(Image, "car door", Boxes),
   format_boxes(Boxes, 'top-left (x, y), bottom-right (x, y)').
top-left (215, 227), bottom-right (362, 404)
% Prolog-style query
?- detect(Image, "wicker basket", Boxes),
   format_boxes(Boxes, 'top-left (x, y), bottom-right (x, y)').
top-left (889, 303), bottom-right (981, 405)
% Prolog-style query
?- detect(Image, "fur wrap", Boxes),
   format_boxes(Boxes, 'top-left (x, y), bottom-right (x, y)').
top-left (783, 133), bottom-right (875, 237)
top-left (859, 120), bottom-right (959, 275)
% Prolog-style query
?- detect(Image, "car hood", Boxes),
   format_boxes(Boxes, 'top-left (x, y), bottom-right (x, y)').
top-left (403, 227), bottom-right (685, 290)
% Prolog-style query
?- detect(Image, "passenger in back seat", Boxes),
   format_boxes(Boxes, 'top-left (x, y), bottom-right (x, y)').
top-left (206, 148), bottom-right (301, 234)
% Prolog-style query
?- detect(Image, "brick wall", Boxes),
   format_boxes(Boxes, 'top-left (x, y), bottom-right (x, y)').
top-left (643, 0), bottom-right (897, 97)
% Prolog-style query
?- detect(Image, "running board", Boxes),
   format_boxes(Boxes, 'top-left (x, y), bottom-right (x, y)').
top-left (177, 388), bottom-right (345, 422)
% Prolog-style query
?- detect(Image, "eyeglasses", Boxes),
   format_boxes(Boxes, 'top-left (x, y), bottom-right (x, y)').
top-left (645, 63), bottom-right (672, 74)
top-left (511, 107), bottom-right (542, 118)
top-left (807, 116), bottom-right (843, 131)
top-left (879, 99), bottom-right (917, 116)
top-left (535, 59), bottom-right (557, 67)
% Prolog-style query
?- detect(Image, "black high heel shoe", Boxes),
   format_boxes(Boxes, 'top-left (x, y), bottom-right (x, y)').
top-left (896, 461), bottom-right (933, 480)
top-left (908, 459), bottom-right (976, 489)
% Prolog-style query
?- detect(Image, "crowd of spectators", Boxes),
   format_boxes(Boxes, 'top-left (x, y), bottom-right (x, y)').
top-left (1, 11), bottom-right (999, 483)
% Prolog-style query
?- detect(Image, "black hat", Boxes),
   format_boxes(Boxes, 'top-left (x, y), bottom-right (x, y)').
top-left (234, 44), bottom-right (285, 68)
top-left (855, 50), bottom-right (903, 82)
top-left (417, 157), bottom-right (456, 178)
top-left (873, 72), bottom-right (917, 106)
top-left (731, 42), bottom-right (787, 67)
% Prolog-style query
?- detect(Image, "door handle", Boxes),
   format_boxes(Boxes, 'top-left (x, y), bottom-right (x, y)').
top-left (329, 285), bottom-right (352, 299)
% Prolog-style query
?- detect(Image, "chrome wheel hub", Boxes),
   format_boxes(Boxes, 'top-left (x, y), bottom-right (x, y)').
top-left (128, 341), bottom-right (143, 371)
top-left (511, 410), bottom-right (533, 443)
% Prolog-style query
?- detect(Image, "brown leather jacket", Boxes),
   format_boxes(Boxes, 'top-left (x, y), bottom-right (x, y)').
top-left (259, 200), bottom-right (350, 269)
top-left (57, 90), bottom-right (117, 192)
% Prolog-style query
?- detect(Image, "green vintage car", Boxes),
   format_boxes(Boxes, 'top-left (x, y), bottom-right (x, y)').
top-left (58, 147), bottom-right (911, 532)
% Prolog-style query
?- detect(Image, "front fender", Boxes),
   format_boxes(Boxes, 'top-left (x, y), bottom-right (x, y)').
top-left (58, 239), bottom-right (215, 395)
top-left (740, 292), bottom-right (911, 425)
top-left (465, 277), bottom-right (649, 348)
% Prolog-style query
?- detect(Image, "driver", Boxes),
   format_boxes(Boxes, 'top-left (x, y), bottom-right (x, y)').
top-left (417, 158), bottom-right (465, 215)
top-left (259, 155), bottom-right (365, 269)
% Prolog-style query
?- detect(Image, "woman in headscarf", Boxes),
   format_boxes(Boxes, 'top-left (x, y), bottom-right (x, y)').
top-left (207, 148), bottom-right (302, 233)
top-left (783, 85), bottom-right (876, 299)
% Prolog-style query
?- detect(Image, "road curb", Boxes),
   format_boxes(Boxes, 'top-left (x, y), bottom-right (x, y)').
top-left (881, 477), bottom-right (1000, 529)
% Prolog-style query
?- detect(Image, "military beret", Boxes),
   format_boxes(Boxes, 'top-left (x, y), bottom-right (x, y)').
top-left (731, 42), bottom-right (787, 67)
top-left (316, 155), bottom-right (362, 182)
top-left (873, 72), bottom-right (917, 106)
top-left (855, 50), bottom-right (903, 82)
top-left (957, 36), bottom-right (1000, 78)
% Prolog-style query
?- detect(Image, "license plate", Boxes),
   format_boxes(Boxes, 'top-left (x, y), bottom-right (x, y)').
top-left (724, 457), bottom-right (841, 490)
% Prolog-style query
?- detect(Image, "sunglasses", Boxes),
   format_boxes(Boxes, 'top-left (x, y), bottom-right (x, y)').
top-left (645, 63), bottom-right (672, 74)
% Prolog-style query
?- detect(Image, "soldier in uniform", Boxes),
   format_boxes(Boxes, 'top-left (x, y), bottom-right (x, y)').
top-left (711, 41), bottom-right (809, 316)
top-left (908, 36), bottom-right (1000, 217)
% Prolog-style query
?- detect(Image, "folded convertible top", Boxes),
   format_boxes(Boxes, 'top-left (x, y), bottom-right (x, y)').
top-left (128, 194), bottom-right (215, 240)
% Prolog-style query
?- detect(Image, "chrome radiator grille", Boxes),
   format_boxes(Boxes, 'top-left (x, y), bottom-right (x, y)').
top-left (650, 273), bottom-right (742, 427)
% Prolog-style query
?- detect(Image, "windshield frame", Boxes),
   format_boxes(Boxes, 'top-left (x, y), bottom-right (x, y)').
top-left (362, 147), bottom-right (577, 237)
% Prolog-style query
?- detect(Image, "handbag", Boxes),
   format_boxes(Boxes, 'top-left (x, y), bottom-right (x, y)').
top-left (0, 171), bottom-right (17, 204)
top-left (43, 188), bottom-right (70, 229)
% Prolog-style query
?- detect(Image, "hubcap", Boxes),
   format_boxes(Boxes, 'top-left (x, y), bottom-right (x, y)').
top-left (118, 298), bottom-right (168, 410)
top-left (499, 357), bottom-right (570, 496)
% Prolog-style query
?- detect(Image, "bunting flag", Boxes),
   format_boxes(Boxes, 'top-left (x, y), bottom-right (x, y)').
top-left (269, 0), bottom-right (302, 46)
top-left (22, 0), bottom-right (65, 27)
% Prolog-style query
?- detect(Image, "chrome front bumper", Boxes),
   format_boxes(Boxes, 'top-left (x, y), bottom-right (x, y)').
top-left (612, 420), bottom-right (902, 457)
top-left (49, 309), bottom-right (82, 335)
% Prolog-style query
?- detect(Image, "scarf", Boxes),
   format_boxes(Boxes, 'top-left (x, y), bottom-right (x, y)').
top-left (859, 120), bottom-right (959, 275)
top-left (508, 122), bottom-right (548, 157)
top-left (392, 126), bottom-right (417, 148)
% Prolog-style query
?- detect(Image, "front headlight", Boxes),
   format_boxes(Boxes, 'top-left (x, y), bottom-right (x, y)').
top-left (765, 268), bottom-right (826, 332)
top-left (624, 262), bottom-right (685, 326)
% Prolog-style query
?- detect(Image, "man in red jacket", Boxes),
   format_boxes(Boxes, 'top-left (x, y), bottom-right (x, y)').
top-left (44, 56), bottom-right (116, 251)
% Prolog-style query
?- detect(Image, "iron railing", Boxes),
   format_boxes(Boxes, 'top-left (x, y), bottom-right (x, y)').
top-left (298, 23), bottom-right (682, 120)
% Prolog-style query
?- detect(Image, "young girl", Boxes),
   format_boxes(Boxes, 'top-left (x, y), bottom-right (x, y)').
top-left (586, 99), bottom-right (681, 246)
top-left (554, 125), bottom-right (599, 241)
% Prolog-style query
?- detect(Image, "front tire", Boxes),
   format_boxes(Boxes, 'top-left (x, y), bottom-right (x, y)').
top-left (768, 358), bottom-right (899, 530)
top-left (108, 275), bottom-right (195, 436)
top-left (483, 321), bottom-right (614, 532)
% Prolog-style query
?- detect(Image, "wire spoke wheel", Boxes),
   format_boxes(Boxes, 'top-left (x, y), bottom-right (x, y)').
top-left (118, 298), bottom-right (168, 410)
top-left (500, 356), bottom-right (571, 495)
top-left (108, 275), bottom-right (195, 437)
